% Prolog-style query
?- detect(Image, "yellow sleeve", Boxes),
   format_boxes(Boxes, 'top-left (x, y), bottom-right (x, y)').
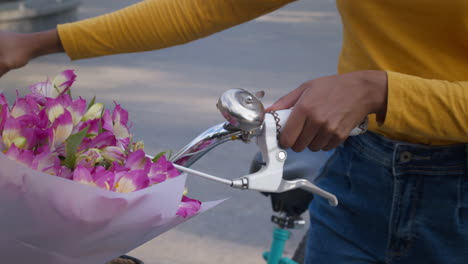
top-left (378, 71), bottom-right (468, 143)
top-left (57, 0), bottom-right (295, 60)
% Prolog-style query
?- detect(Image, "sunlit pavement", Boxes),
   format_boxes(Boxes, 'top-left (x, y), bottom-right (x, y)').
top-left (0, 0), bottom-right (342, 263)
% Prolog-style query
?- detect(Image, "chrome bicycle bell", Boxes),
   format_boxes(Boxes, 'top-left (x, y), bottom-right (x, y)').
top-left (216, 88), bottom-right (265, 132)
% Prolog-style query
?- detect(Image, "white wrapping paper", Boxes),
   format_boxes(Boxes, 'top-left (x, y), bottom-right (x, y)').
top-left (0, 153), bottom-right (221, 264)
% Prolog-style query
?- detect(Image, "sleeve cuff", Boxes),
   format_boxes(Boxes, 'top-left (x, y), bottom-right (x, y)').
top-left (376, 71), bottom-right (408, 133)
top-left (57, 23), bottom-right (81, 61)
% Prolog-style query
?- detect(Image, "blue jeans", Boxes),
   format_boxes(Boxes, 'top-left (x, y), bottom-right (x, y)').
top-left (305, 132), bottom-right (468, 264)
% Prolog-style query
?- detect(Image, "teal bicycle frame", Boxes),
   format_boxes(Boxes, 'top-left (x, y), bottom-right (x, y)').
top-left (263, 227), bottom-right (298, 264)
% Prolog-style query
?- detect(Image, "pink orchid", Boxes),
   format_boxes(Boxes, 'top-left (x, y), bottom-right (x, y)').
top-left (125, 149), bottom-right (150, 171)
top-left (31, 150), bottom-right (61, 176)
top-left (50, 110), bottom-right (73, 150)
top-left (66, 97), bottom-right (87, 126)
top-left (94, 166), bottom-right (116, 190)
top-left (29, 70), bottom-right (77, 100)
top-left (89, 132), bottom-right (116, 149)
top-left (176, 196), bottom-right (202, 218)
top-left (76, 148), bottom-right (104, 169)
top-left (10, 97), bottom-right (39, 118)
top-left (3, 117), bottom-right (27, 149)
top-left (52, 70), bottom-right (77, 93)
top-left (72, 165), bottom-right (96, 187)
top-left (77, 119), bottom-right (100, 138)
top-left (148, 155), bottom-right (181, 185)
top-left (113, 170), bottom-right (149, 193)
top-left (102, 105), bottom-right (130, 142)
top-left (45, 98), bottom-right (65, 123)
top-left (111, 160), bottom-right (128, 173)
top-left (101, 146), bottom-right (126, 164)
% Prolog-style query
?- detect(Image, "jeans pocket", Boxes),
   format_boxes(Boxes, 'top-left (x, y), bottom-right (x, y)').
top-left (314, 146), bottom-right (342, 184)
top-left (314, 144), bottom-right (354, 198)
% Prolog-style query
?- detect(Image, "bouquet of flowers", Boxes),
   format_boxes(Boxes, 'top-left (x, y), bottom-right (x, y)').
top-left (0, 70), bottom-right (221, 264)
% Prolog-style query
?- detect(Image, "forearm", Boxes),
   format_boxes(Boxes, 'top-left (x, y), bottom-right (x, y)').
top-left (378, 71), bottom-right (468, 143)
top-left (26, 29), bottom-right (64, 59)
top-left (57, 0), bottom-right (295, 60)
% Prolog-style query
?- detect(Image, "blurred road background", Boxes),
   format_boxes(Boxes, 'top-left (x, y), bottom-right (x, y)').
top-left (0, 0), bottom-right (342, 263)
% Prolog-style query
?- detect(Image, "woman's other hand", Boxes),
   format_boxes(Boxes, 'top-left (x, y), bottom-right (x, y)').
top-left (0, 29), bottom-right (64, 77)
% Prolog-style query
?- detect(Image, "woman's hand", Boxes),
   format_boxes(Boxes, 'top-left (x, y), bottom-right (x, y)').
top-left (266, 70), bottom-right (388, 152)
top-left (0, 29), bottom-right (64, 77)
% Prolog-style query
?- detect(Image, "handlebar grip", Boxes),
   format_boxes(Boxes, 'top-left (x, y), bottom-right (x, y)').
top-left (270, 109), bottom-right (368, 137)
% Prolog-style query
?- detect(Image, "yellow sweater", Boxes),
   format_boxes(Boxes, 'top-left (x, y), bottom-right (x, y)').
top-left (57, 0), bottom-right (468, 145)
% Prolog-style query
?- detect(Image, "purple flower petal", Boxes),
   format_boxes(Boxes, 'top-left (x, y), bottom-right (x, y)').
top-left (29, 81), bottom-right (54, 101)
top-left (113, 170), bottom-right (149, 193)
top-left (89, 132), bottom-right (116, 149)
top-left (76, 148), bottom-right (103, 169)
top-left (116, 137), bottom-right (130, 150)
top-left (111, 161), bottom-right (128, 173)
top-left (4, 144), bottom-right (34, 167)
top-left (31, 150), bottom-right (61, 175)
top-left (2, 117), bottom-right (25, 149)
top-left (51, 110), bottom-right (73, 149)
top-left (125, 149), bottom-right (149, 171)
top-left (67, 97), bottom-right (87, 126)
top-left (102, 105), bottom-right (130, 141)
top-left (72, 165), bottom-right (96, 186)
top-left (101, 146), bottom-right (126, 164)
top-left (52, 70), bottom-right (77, 95)
top-left (148, 155), bottom-right (181, 185)
top-left (45, 98), bottom-right (66, 123)
top-left (10, 97), bottom-right (39, 118)
top-left (58, 166), bottom-right (73, 179)
top-left (113, 104), bottom-right (129, 127)
top-left (94, 166), bottom-right (116, 190)
top-left (101, 109), bottom-right (113, 132)
top-left (0, 94), bottom-right (8, 106)
top-left (176, 196), bottom-right (202, 218)
top-left (78, 119), bottom-right (100, 138)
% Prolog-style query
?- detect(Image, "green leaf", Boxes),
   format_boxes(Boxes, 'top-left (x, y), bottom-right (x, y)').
top-left (63, 126), bottom-right (89, 169)
top-left (87, 96), bottom-right (96, 110)
top-left (152, 151), bottom-right (167, 163)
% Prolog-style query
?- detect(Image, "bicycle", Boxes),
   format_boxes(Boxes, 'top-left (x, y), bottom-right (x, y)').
top-left (113, 88), bottom-right (366, 264)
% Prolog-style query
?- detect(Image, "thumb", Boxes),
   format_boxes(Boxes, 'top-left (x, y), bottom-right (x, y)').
top-left (265, 85), bottom-right (306, 112)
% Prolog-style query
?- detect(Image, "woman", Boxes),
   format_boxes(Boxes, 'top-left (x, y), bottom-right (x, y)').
top-left (1, 1), bottom-right (467, 263)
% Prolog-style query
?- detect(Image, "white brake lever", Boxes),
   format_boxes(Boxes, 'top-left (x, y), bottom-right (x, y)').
top-left (230, 110), bottom-right (367, 206)
top-left (230, 111), bottom-right (340, 206)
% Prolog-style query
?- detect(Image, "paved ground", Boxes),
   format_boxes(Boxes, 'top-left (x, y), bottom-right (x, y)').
top-left (0, 0), bottom-right (342, 263)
